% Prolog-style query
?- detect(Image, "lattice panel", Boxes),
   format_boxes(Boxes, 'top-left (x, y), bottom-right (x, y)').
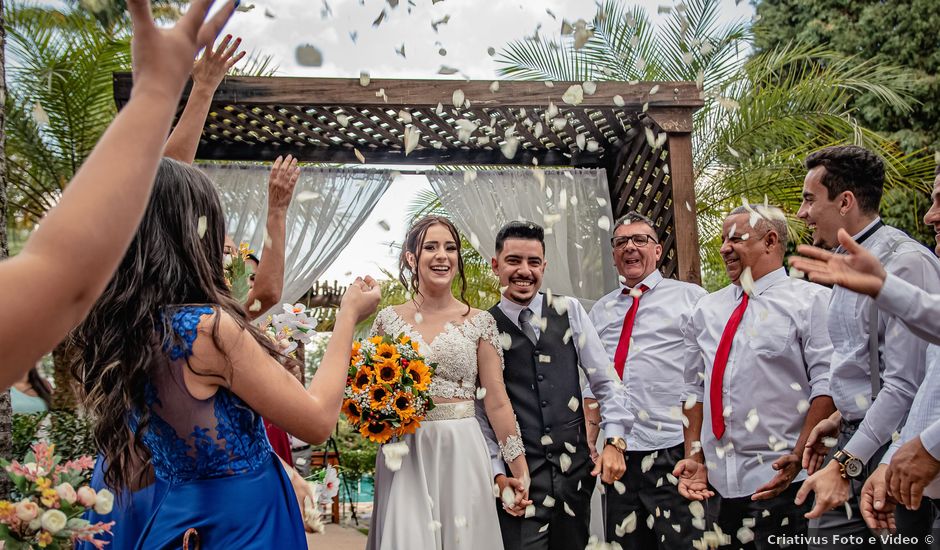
top-left (609, 117), bottom-right (678, 279)
top-left (197, 103), bottom-right (638, 165)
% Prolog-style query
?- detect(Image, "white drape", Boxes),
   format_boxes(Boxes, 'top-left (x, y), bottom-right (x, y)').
top-left (200, 164), bottom-right (393, 307)
top-left (427, 169), bottom-right (618, 302)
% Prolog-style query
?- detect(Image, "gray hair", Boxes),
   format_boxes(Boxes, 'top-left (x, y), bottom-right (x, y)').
top-left (728, 205), bottom-right (789, 249)
top-left (614, 211), bottom-right (656, 233)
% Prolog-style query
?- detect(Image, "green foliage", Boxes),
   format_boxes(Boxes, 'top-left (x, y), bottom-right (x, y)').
top-left (753, 0), bottom-right (940, 153)
top-left (12, 411), bottom-right (95, 462)
top-left (313, 418), bottom-right (378, 481)
top-left (497, 0), bottom-right (932, 278)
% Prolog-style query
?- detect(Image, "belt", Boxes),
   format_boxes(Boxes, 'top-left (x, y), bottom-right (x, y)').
top-left (423, 401), bottom-right (475, 422)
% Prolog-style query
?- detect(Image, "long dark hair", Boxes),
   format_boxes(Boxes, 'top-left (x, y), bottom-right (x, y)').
top-left (71, 158), bottom-right (281, 491)
top-left (24, 368), bottom-right (53, 409)
top-left (398, 215), bottom-right (470, 313)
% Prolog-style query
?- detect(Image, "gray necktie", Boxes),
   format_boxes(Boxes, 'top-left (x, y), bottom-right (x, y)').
top-left (518, 307), bottom-right (539, 345)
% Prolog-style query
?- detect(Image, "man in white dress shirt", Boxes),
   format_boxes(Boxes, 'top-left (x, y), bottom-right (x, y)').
top-left (675, 205), bottom-right (836, 549)
top-left (478, 221), bottom-right (635, 550)
top-left (588, 211), bottom-right (707, 549)
top-left (793, 146), bottom-right (940, 548)
top-left (791, 163), bottom-right (940, 538)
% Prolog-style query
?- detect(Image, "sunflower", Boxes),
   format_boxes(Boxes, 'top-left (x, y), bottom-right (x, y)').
top-left (342, 399), bottom-right (362, 421)
top-left (396, 417), bottom-right (420, 437)
top-left (368, 335), bottom-right (384, 347)
top-left (373, 342), bottom-right (400, 363)
top-left (370, 386), bottom-right (392, 409)
top-left (351, 367), bottom-right (374, 392)
top-left (375, 358), bottom-right (402, 385)
top-left (406, 360), bottom-right (431, 391)
top-left (360, 421), bottom-right (394, 444)
top-left (392, 392), bottom-right (416, 420)
top-left (351, 341), bottom-right (363, 363)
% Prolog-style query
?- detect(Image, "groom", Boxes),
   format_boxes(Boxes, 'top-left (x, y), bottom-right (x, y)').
top-left (479, 221), bottom-right (635, 550)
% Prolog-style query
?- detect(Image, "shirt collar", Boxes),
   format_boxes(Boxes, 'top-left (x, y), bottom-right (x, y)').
top-left (733, 266), bottom-right (787, 300)
top-left (850, 217), bottom-right (883, 242)
top-left (499, 292), bottom-right (543, 325)
top-left (619, 270), bottom-right (663, 295)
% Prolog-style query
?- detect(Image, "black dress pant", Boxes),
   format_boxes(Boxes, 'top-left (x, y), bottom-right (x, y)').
top-left (603, 443), bottom-right (706, 549)
top-left (709, 482), bottom-right (811, 550)
top-left (497, 456), bottom-right (595, 550)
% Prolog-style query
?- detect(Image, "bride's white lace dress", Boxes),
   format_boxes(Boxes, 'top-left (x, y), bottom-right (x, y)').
top-left (366, 306), bottom-right (509, 550)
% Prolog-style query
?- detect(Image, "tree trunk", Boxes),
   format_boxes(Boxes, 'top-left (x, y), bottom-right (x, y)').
top-left (0, 0), bottom-right (13, 497)
top-left (51, 340), bottom-right (78, 410)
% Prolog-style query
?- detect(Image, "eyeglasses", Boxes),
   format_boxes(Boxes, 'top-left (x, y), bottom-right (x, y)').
top-left (610, 234), bottom-right (658, 248)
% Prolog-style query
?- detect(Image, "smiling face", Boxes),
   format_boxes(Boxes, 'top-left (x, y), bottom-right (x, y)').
top-left (924, 174), bottom-right (940, 257)
top-left (492, 238), bottom-right (545, 305)
top-left (410, 223), bottom-right (459, 293)
top-left (720, 213), bottom-right (783, 284)
top-left (797, 167), bottom-right (846, 249)
top-left (612, 221), bottom-right (662, 288)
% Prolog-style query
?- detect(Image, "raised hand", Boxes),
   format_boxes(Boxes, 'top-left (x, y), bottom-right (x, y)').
top-left (340, 276), bottom-right (381, 323)
top-left (673, 458), bottom-right (713, 501)
top-left (752, 453), bottom-right (800, 501)
top-left (192, 34), bottom-right (246, 90)
top-left (268, 155), bottom-right (301, 212)
top-left (861, 464), bottom-right (896, 532)
top-left (802, 414), bottom-right (840, 474)
top-left (129, 0), bottom-right (237, 101)
top-left (789, 228), bottom-right (887, 297)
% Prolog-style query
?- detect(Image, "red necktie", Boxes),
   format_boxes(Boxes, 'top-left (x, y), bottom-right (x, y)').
top-left (710, 291), bottom-right (749, 439)
top-left (613, 284), bottom-right (648, 379)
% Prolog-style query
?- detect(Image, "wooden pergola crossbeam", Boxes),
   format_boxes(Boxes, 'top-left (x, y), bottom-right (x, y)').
top-left (114, 74), bottom-right (704, 284)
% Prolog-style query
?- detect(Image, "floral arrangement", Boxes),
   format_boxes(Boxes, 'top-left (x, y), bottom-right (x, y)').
top-left (259, 303), bottom-right (318, 356)
top-left (224, 241), bottom-right (253, 303)
top-left (342, 334), bottom-right (436, 444)
top-left (0, 442), bottom-right (115, 549)
top-left (301, 465), bottom-right (340, 534)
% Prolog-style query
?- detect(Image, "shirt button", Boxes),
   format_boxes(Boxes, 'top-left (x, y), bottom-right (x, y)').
top-left (537, 374), bottom-right (545, 382)
top-left (544, 426), bottom-right (552, 434)
top-left (546, 452), bottom-right (554, 459)
top-left (541, 400), bottom-right (548, 408)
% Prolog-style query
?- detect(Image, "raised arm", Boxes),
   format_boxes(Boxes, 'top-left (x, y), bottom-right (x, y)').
top-left (245, 155), bottom-right (299, 320)
top-left (163, 35), bottom-right (245, 164)
top-left (189, 277), bottom-right (380, 444)
top-left (0, 0), bottom-right (236, 388)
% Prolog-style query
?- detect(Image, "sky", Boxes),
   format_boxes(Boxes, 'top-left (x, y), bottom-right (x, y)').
top-left (77, 0), bottom-right (755, 285)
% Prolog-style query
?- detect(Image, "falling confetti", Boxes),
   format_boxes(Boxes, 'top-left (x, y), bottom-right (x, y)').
top-left (404, 125), bottom-right (420, 156)
top-left (248, 300), bottom-right (262, 312)
top-left (562, 84), bottom-right (584, 106)
top-left (197, 216), bottom-right (208, 238)
top-left (295, 44), bottom-right (323, 67)
top-left (382, 441), bottom-right (410, 471)
top-left (359, 72), bottom-right (371, 87)
top-left (452, 89), bottom-right (465, 108)
top-left (377, 220), bottom-right (391, 231)
top-left (31, 102), bottom-right (49, 126)
top-left (740, 267), bottom-right (755, 296)
top-left (597, 216), bottom-right (611, 231)
top-left (438, 65), bottom-right (459, 75)
top-left (476, 387), bottom-right (487, 400)
top-left (613, 95), bottom-right (625, 107)
top-left (616, 512), bottom-right (637, 537)
top-left (543, 495), bottom-right (555, 508)
top-left (354, 149), bottom-right (366, 163)
top-left (489, 81), bottom-right (500, 93)
top-left (560, 453), bottom-right (572, 473)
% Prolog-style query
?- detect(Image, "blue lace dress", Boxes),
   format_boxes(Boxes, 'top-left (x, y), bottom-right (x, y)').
top-left (92, 305), bottom-right (306, 549)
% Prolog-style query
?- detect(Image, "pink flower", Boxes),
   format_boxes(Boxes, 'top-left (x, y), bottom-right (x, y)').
top-left (76, 486), bottom-right (97, 507)
top-left (56, 483), bottom-right (78, 504)
top-left (14, 500), bottom-right (39, 522)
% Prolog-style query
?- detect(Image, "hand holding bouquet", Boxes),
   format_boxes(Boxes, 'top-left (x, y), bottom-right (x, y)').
top-left (342, 334), bottom-right (436, 444)
top-left (0, 442), bottom-right (115, 549)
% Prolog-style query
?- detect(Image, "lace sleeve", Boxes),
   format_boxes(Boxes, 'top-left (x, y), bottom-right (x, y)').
top-left (161, 305), bottom-right (215, 360)
top-left (473, 312), bottom-right (524, 464)
top-left (369, 307), bottom-right (391, 337)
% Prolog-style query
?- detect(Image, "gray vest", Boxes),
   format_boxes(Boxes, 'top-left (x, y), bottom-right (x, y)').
top-left (489, 295), bottom-right (589, 472)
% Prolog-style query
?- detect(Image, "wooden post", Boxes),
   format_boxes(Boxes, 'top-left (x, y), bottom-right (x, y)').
top-left (665, 132), bottom-right (701, 285)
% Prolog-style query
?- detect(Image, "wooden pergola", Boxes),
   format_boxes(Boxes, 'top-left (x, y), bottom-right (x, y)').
top-left (114, 75), bottom-right (704, 284)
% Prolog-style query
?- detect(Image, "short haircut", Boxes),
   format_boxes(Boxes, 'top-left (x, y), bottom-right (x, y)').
top-left (614, 211), bottom-right (656, 233)
top-left (495, 221), bottom-right (545, 253)
top-left (247, 253), bottom-right (260, 265)
top-left (804, 145), bottom-right (885, 214)
top-left (728, 205), bottom-right (789, 249)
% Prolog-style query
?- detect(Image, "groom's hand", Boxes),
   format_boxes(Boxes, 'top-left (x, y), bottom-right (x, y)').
top-left (592, 444), bottom-right (626, 484)
top-left (495, 474), bottom-right (532, 517)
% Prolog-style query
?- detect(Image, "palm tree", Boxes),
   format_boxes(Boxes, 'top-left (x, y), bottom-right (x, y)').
top-left (0, 0), bottom-right (13, 498)
top-left (497, 0), bottom-right (934, 288)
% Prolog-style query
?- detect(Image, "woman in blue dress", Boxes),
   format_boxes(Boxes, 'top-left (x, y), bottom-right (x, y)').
top-left (71, 157), bottom-right (380, 548)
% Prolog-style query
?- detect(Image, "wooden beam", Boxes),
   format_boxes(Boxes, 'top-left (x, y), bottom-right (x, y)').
top-left (193, 140), bottom-right (605, 167)
top-left (113, 73), bottom-right (705, 111)
top-left (666, 132), bottom-right (702, 285)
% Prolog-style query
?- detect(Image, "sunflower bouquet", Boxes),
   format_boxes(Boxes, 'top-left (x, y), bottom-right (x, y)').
top-left (342, 334), bottom-right (436, 444)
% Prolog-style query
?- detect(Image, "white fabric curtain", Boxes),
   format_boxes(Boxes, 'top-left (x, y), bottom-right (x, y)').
top-left (200, 164), bottom-right (393, 307)
top-left (427, 169), bottom-right (618, 303)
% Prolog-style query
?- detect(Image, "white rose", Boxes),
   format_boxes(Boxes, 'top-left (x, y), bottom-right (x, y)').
top-left (93, 488), bottom-right (114, 515)
top-left (76, 486), bottom-right (97, 507)
top-left (40, 509), bottom-right (67, 534)
top-left (14, 500), bottom-right (39, 522)
top-left (55, 483), bottom-right (78, 504)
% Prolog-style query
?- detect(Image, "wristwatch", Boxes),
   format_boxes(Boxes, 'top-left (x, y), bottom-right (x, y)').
top-left (833, 450), bottom-right (864, 479)
top-left (605, 437), bottom-right (627, 453)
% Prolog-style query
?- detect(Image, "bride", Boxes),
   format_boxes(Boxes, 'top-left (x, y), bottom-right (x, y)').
top-left (367, 215), bottom-right (530, 550)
